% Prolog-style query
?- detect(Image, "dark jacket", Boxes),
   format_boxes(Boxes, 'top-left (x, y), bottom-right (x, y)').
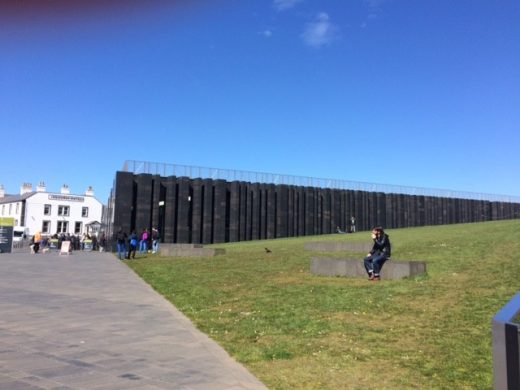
top-left (115, 230), bottom-right (126, 244)
top-left (370, 233), bottom-right (391, 257)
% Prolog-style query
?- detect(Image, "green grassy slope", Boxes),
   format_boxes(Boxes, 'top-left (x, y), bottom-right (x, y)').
top-left (127, 220), bottom-right (520, 389)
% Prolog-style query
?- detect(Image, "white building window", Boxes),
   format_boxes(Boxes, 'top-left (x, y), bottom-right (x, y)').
top-left (16, 203), bottom-right (20, 214)
top-left (44, 204), bottom-right (52, 215)
top-left (42, 221), bottom-right (51, 234)
top-left (58, 205), bottom-right (70, 217)
top-left (74, 222), bottom-right (82, 234)
top-left (82, 207), bottom-right (89, 218)
top-left (1, 205), bottom-right (4, 215)
top-left (57, 221), bottom-right (68, 233)
top-left (9, 204), bottom-right (12, 215)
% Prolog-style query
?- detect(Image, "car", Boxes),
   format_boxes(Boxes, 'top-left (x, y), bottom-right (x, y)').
top-left (13, 226), bottom-right (28, 242)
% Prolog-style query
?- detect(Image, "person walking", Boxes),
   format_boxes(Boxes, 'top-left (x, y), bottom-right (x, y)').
top-left (115, 228), bottom-right (127, 260)
top-left (98, 232), bottom-right (106, 252)
top-left (350, 216), bottom-right (356, 233)
top-left (363, 226), bottom-right (391, 281)
top-left (127, 232), bottom-right (138, 259)
top-left (33, 231), bottom-right (42, 254)
top-left (151, 228), bottom-right (160, 254)
top-left (139, 228), bottom-right (149, 255)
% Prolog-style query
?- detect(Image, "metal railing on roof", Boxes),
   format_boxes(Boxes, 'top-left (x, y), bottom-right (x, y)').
top-left (122, 160), bottom-right (520, 203)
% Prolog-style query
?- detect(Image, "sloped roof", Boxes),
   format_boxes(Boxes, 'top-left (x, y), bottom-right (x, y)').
top-left (0, 192), bottom-right (36, 204)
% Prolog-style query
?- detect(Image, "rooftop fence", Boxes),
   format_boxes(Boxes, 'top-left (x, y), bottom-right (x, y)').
top-left (122, 160), bottom-right (520, 204)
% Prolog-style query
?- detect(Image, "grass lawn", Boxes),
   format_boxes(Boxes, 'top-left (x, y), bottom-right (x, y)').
top-left (126, 219), bottom-right (520, 389)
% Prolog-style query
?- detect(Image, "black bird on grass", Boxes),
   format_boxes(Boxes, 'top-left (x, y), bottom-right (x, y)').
top-left (264, 247), bottom-right (272, 253)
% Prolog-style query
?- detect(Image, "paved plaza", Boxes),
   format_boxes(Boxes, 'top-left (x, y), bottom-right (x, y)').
top-left (0, 250), bottom-right (267, 389)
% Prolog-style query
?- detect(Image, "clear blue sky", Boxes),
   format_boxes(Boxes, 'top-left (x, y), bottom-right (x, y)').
top-left (1, 0), bottom-right (519, 204)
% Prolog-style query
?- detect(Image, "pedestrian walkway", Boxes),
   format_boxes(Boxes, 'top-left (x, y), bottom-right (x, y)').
top-left (0, 250), bottom-right (267, 389)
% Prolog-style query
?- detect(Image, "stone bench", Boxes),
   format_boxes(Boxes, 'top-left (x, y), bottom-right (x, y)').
top-left (159, 244), bottom-right (225, 257)
top-left (305, 242), bottom-right (372, 252)
top-left (310, 257), bottom-right (427, 280)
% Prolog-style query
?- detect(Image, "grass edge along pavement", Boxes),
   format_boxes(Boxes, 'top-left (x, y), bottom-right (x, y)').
top-left (126, 219), bottom-right (520, 389)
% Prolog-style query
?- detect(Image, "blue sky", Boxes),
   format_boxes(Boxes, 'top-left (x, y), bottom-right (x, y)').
top-left (1, 0), bottom-right (519, 203)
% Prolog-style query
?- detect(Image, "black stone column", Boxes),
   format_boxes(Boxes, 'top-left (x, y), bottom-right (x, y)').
top-left (191, 179), bottom-right (203, 244)
top-left (259, 184), bottom-right (268, 239)
top-left (376, 192), bottom-right (386, 228)
top-left (251, 183), bottom-right (260, 240)
top-left (353, 191), bottom-right (364, 231)
top-left (304, 187), bottom-right (314, 235)
top-left (202, 179), bottom-right (214, 244)
top-left (385, 193), bottom-right (396, 229)
top-left (295, 188), bottom-right (302, 236)
top-left (135, 174), bottom-right (153, 233)
top-left (239, 182), bottom-right (248, 241)
top-left (443, 197), bottom-right (449, 225)
top-left (113, 171), bottom-right (135, 236)
top-left (367, 192), bottom-right (377, 229)
top-left (266, 184), bottom-right (276, 239)
top-left (213, 180), bottom-right (227, 243)
top-left (163, 176), bottom-right (177, 243)
top-left (176, 177), bottom-right (191, 243)
top-left (287, 186), bottom-right (295, 237)
top-left (314, 189), bottom-right (320, 234)
top-left (276, 185), bottom-right (289, 238)
top-left (229, 181), bottom-right (240, 243)
top-left (321, 189), bottom-right (331, 234)
top-left (150, 175), bottom-right (162, 231)
top-left (424, 196), bottom-right (433, 226)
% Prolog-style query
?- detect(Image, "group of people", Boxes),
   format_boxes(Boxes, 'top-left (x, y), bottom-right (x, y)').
top-left (30, 231), bottom-right (107, 253)
top-left (113, 223), bottom-right (389, 281)
top-left (115, 228), bottom-right (160, 260)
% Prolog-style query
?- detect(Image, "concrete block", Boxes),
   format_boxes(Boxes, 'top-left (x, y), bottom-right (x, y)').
top-left (304, 242), bottom-right (372, 252)
top-left (310, 257), bottom-right (427, 280)
top-left (159, 244), bottom-right (225, 257)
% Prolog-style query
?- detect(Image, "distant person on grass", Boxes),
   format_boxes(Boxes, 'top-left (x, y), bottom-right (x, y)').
top-left (363, 226), bottom-right (391, 281)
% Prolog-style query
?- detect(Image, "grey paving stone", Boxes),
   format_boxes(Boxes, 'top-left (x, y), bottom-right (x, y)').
top-left (30, 365), bottom-right (89, 380)
top-left (0, 380), bottom-right (44, 390)
top-left (0, 251), bottom-right (267, 390)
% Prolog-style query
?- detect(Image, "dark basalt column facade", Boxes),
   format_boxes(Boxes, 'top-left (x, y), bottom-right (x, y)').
top-left (108, 171), bottom-right (520, 244)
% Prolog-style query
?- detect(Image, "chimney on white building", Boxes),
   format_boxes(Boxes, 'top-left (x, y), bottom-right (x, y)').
top-left (20, 183), bottom-right (33, 195)
top-left (36, 181), bottom-right (47, 192)
top-left (61, 184), bottom-right (70, 194)
top-left (0, 185), bottom-right (4, 198)
top-left (85, 186), bottom-right (94, 196)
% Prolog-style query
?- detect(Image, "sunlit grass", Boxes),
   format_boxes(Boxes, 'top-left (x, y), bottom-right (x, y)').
top-left (127, 219), bottom-right (520, 389)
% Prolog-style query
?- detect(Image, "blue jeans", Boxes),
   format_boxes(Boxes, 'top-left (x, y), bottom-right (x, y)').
top-left (152, 240), bottom-right (159, 253)
top-left (139, 240), bottom-right (148, 254)
top-left (364, 253), bottom-right (388, 276)
top-left (117, 242), bottom-right (126, 259)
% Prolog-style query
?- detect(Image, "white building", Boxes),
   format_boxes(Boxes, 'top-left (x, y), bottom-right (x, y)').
top-left (0, 182), bottom-right (104, 237)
